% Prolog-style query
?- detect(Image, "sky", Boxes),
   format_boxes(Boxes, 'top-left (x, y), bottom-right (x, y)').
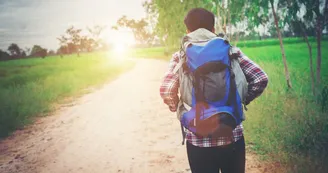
top-left (0, 0), bottom-right (147, 51)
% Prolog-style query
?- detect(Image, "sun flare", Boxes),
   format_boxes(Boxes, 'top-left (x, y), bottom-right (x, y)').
top-left (113, 43), bottom-right (127, 54)
top-left (104, 29), bottom-right (135, 59)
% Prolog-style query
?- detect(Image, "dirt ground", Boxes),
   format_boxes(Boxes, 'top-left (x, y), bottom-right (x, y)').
top-left (0, 59), bottom-right (270, 173)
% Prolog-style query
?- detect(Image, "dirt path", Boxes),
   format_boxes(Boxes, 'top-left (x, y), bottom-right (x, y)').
top-left (0, 59), bottom-right (266, 173)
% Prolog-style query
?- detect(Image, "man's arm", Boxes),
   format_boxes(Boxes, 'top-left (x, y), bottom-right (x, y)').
top-left (238, 51), bottom-right (269, 105)
top-left (160, 53), bottom-right (180, 112)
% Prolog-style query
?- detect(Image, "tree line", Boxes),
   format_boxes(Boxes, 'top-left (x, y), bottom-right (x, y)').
top-left (0, 44), bottom-right (50, 61)
top-left (0, 25), bottom-right (108, 60)
top-left (0, 17), bottom-right (159, 61)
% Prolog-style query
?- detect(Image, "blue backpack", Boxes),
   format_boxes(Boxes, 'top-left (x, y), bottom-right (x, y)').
top-left (180, 38), bottom-right (244, 138)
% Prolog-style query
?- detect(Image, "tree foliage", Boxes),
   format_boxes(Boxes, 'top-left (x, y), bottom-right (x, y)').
top-left (87, 25), bottom-right (106, 50)
top-left (143, 0), bottom-right (251, 48)
top-left (0, 50), bottom-right (10, 61)
top-left (57, 25), bottom-right (106, 56)
top-left (112, 16), bottom-right (155, 46)
top-left (7, 43), bottom-right (22, 58)
top-left (282, 0), bottom-right (328, 91)
top-left (30, 45), bottom-right (47, 58)
top-left (143, 0), bottom-right (210, 48)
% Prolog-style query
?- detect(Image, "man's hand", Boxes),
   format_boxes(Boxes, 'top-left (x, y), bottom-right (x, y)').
top-left (164, 99), bottom-right (178, 112)
top-left (169, 105), bottom-right (177, 112)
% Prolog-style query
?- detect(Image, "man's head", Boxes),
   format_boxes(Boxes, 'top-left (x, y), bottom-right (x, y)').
top-left (184, 8), bottom-right (215, 33)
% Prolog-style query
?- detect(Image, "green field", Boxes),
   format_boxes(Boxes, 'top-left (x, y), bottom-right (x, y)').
top-left (0, 52), bottom-right (134, 138)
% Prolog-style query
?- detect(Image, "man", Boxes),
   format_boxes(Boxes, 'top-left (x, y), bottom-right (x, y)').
top-left (160, 8), bottom-right (268, 173)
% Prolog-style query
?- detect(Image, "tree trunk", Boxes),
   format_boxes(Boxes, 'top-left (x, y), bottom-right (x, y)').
top-left (258, 32), bottom-right (262, 40)
top-left (325, 0), bottom-right (328, 26)
top-left (316, 16), bottom-right (322, 86)
top-left (270, 0), bottom-right (292, 88)
top-left (217, 0), bottom-right (222, 33)
top-left (223, 13), bottom-right (226, 33)
top-left (235, 31), bottom-right (240, 47)
top-left (228, 10), bottom-right (232, 41)
top-left (315, 0), bottom-right (327, 86)
top-left (222, 0), bottom-right (226, 33)
top-left (301, 25), bottom-right (316, 96)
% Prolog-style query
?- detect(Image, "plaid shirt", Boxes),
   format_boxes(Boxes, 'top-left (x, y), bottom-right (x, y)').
top-left (160, 49), bottom-right (268, 147)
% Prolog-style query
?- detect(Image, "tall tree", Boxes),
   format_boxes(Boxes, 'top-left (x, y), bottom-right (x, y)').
top-left (270, 0), bottom-right (292, 88)
top-left (7, 43), bottom-right (22, 58)
top-left (87, 25), bottom-right (106, 50)
top-left (57, 26), bottom-right (84, 56)
top-left (66, 26), bottom-right (82, 56)
top-left (57, 35), bottom-right (68, 57)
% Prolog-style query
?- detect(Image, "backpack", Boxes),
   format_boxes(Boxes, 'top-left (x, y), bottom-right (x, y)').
top-left (174, 29), bottom-right (247, 139)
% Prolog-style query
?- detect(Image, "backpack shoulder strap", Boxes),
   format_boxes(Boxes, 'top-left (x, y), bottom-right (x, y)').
top-left (173, 47), bottom-right (187, 74)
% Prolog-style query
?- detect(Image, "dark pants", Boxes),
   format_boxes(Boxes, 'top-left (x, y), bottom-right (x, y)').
top-left (186, 136), bottom-right (245, 173)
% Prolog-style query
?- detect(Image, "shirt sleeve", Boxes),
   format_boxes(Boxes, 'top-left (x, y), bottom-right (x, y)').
top-left (159, 52), bottom-right (180, 112)
top-left (237, 50), bottom-right (269, 105)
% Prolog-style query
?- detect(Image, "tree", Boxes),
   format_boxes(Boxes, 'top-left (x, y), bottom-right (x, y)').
top-left (57, 26), bottom-right (84, 56)
top-left (283, 0), bottom-right (328, 94)
top-left (24, 47), bottom-right (31, 57)
top-left (7, 43), bottom-right (22, 58)
top-left (57, 45), bottom-right (68, 56)
top-left (299, 0), bottom-right (328, 86)
top-left (0, 50), bottom-right (10, 61)
top-left (270, 0), bottom-right (292, 88)
top-left (244, 0), bottom-right (292, 88)
top-left (66, 26), bottom-right (82, 56)
top-left (57, 35), bottom-right (68, 57)
top-left (143, 0), bottom-right (213, 49)
top-left (80, 36), bottom-right (95, 52)
top-left (209, 0), bottom-right (248, 42)
top-left (21, 51), bottom-right (27, 58)
top-left (112, 16), bottom-right (155, 46)
top-left (268, 24), bottom-right (278, 37)
top-left (87, 25), bottom-right (106, 50)
top-left (30, 45), bottom-right (47, 58)
top-left (144, 0), bottom-right (249, 49)
top-left (48, 50), bottom-right (56, 56)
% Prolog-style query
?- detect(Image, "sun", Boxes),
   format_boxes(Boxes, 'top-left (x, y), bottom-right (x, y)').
top-left (104, 29), bottom-right (135, 58)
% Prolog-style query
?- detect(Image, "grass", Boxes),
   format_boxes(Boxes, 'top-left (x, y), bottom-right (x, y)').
top-left (145, 40), bottom-right (328, 172)
top-left (241, 42), bottom-right (328, 172)
top-left (0, 52), bottom-right (134, 138)
top-left (234, 36), bottom-right (327, 48)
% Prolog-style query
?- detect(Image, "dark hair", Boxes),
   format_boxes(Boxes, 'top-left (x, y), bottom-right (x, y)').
top-left (184, 8), bottom-right (215, 32)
